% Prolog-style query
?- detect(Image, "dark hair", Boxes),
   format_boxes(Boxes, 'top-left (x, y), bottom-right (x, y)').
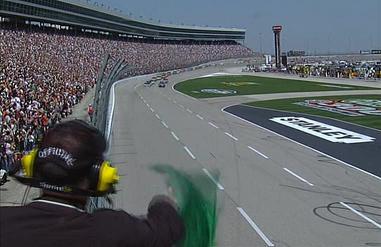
top-left (35, 120), bottom-right (106, 185)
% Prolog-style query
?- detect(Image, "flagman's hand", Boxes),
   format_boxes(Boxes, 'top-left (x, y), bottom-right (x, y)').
top-left (149, 194), bottom-right (179, 212)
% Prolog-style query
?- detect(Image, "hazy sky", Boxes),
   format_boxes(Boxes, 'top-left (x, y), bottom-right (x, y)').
top-left (92, 0), bottom-right (380, 54)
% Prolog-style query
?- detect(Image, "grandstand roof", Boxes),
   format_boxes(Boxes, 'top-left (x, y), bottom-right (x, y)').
top-left (0, 0), bottom-right (246, 41)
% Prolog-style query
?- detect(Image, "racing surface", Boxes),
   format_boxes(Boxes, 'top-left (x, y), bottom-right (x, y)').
top-left (108, 65), bottom-right (381, 247)
top-left (224, 105), bottom-right (381, 178)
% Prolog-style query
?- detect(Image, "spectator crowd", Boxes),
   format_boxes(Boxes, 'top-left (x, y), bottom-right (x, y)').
top-left (286, 55), bottom-right (381, 79)
top-left (287, 62), bottom-right (381, 79)
top-left (0, 28), bottom-right (252, 171)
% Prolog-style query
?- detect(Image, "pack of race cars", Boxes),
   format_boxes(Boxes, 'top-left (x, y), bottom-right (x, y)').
top-left (143, 63), bottom-right (215, 88)
top-left (144, 73), bottom-right (170, 88)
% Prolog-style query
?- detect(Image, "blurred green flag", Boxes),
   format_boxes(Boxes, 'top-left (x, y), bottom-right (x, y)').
top-left (152, 165), bottom-right (219, 247)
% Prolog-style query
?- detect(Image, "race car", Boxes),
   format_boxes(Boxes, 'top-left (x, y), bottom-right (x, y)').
top-left (158, 81), bottom-right (166, 88)
top-left (144, 80), bottom-right (154, 87)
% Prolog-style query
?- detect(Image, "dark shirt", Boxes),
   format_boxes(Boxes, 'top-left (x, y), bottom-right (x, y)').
top-left (0, 199), bottom-right (184, 247)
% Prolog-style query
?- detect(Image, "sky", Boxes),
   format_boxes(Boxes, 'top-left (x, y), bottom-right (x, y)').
top-left (86, 0), bottom-right (380, 54)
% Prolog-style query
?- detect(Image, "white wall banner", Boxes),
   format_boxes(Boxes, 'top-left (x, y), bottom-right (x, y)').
top-left (270, 117), bottom-right (375, 144)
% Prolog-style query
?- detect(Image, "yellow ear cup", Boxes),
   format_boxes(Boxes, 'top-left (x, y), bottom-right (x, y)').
top-left (97, 161), bottom-right (119, 192)
top-left (21, 149), bottom-right (38, 177)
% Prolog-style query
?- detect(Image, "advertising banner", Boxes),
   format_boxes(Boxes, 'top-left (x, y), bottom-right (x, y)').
top-left (270, 117), bottom-right (375, 143)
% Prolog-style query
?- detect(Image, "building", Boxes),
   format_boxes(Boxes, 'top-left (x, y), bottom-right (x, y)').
top-left (287, 50), bottom-right (306, 57)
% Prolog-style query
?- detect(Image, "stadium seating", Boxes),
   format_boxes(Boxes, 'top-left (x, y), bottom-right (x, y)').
top-left (0, 28), bottom-right (253, 170)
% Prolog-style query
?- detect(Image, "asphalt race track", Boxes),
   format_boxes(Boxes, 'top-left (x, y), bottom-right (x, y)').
top-left (107, 64), bottom-right (381, 247)
top-left (224, 105), bottom-right (381, 178)
top-left (0, 63), bottom-right (378, 246)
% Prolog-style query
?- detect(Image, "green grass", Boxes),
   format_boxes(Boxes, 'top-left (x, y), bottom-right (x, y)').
top-left (174, 75), bottom-right (376, 98)
top-left (246, 95), bottom-right (381, 130)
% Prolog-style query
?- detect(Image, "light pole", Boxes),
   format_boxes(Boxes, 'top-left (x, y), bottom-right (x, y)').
top-left (259, 32), bottom-right (263, 54)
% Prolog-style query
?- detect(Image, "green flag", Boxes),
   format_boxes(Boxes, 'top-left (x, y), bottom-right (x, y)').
top-left (152, 165), bottom-right (219, 247)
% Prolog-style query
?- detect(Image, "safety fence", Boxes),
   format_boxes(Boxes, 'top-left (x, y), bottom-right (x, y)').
top-left (87, 55), bottom-right (132, 212)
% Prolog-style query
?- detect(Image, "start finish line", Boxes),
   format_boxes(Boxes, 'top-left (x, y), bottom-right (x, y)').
top-left (270, 117), bottom-right (375, 144)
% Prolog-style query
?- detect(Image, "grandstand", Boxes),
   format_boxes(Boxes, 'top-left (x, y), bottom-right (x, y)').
top-left (0, 0), bottom-right (246, 41)
top-left (0, 0), bottom-right (253, 173)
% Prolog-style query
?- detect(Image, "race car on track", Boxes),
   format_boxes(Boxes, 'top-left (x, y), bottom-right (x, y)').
top-left (158, 81), bottom-right (166, 88)
top-left (144, 80), bottom-right (154, 87)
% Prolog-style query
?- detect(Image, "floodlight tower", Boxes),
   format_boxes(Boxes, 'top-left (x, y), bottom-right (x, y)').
top-left (272, 25), bottom-right (282, 68)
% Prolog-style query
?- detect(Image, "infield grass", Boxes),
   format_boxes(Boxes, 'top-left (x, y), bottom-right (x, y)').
top-left (246, 95), bottom-right (381, 131)
top-left (174, 75), bottom-right (376, 98)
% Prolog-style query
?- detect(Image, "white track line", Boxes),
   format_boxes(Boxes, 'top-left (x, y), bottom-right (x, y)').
top-left (196, 114), bottom-right (204, 120)
top-left (107, 71), bottom-right (176, 149)
top-left (146, 103), bottom-right (150, 108)
top-left (179, 104), bottom-right (185, 109)
top-left (236, 207), bottom-right (275, 247)
top-left (184, 146), bottom-right (196, 159)
top-left (208, 122), bottom-right (219, 129)
top-left (171, 131), bottom-right (180, 141)
top-left (186, 109), bottom-right (193, 114)
top-left (283, 168), bottom-right (314, 186)
top-left (155, 114), bottom-right (160, 120)
top-left (222, 108), bottom-right (381, 182)
top-left (150, 107), bottom-right (155, 112)
top-left (202, 168), bottom-right (224, 190)
top-left (225, 132), bottom-right (238, 141)
top-left (340, 202), bottom-right (381, 229)
top-left (107, 73), bottom-right (154, 141)
top-left (161, 121), bottom-right (169, 128)
top-left (248, 146), bottom-right (269, 159)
